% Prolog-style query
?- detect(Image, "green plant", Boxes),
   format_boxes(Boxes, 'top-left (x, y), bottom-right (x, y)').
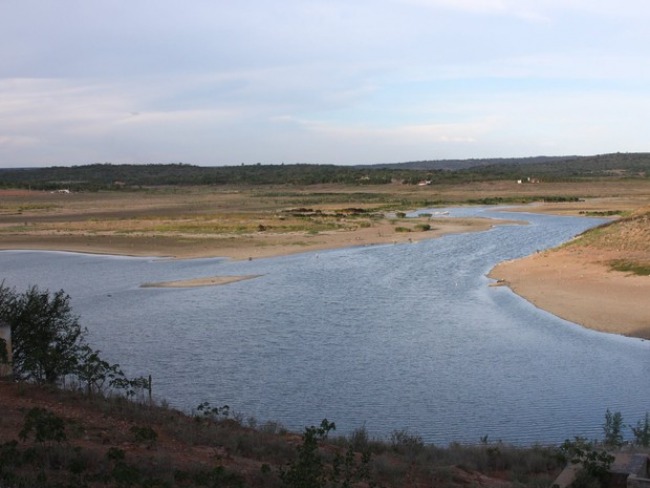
top-left (195, 401), bottom-right (230, 422)
top-left (609, 260), bottom-right (650, 276)
top-left (603, 409), bottom-right (624, 447)
top-left (394, 226), bottom-right (411, 232)
top-left (390, 429), bottom-right (424, 456)
top-left (559, 437), bottom-right (614, 484)
top-left (130, 425), bottom-right (158, 445)
top-left (75, 345), bottom-right (123, 396)
top-left (110, 374), bottom-right (151, 399)
top-left (19, 407), bottom-right (67, 444)
top-left (280, 419), bottom-right (335, 488)
top-left (630, 413), bottom-right (650, 447)
top-left (331, 443), bottom-right (372, 488)
top-left (0, 284), bottom-right (85, 384)
top-left (414, 223), bottom-right (431, 231)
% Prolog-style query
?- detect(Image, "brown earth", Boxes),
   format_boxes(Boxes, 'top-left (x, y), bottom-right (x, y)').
top-left (0, 381), bottom-right (550, 487)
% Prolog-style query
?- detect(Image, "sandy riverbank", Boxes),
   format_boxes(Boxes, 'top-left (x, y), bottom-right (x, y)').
top-left (0, 217), bottom-right (501, 260)
top-left (489, 246), bottom-right (650, 339)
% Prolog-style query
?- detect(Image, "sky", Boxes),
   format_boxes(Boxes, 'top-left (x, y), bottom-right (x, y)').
top-left (1, 1), bottom-right (649, 168)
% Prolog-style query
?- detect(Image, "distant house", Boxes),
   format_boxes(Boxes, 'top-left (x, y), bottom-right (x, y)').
top-left (0, 320), bottom-right (11, 378)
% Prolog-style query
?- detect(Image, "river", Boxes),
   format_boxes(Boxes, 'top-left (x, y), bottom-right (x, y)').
top-left (1, 207), bottom-right (647, 445)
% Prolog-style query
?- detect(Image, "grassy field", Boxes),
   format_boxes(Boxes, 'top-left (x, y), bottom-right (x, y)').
top-left (1, 180), bottom-right (649, 259)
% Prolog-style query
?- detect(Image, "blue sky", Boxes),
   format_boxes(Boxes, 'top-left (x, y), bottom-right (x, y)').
top-left (1, 0), bottom-right (649, 167)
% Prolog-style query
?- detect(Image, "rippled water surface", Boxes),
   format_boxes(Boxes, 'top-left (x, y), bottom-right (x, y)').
top-left (1, 207), bottom-right (648, 445)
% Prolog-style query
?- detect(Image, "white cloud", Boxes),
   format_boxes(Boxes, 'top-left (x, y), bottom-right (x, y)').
top-left (0, 1), bottom-right (649, 166)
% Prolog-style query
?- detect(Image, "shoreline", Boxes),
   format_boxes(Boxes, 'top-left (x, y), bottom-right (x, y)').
top-left (488, 247), bottom-right (650, 340)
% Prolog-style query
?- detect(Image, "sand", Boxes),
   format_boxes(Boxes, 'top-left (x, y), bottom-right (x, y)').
top-left (0, 217), bottom-right (501, 260)
top-left (489, 246), bottom-right (650, 339)
top-left (141, 275), bottom-right (261, 288)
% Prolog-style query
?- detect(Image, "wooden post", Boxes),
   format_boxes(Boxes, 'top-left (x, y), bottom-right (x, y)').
top-left (148, 374), bottom-right (152, 406)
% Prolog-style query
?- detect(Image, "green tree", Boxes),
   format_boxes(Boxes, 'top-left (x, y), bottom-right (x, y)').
top-left (630, 413), bottom-right (650, 447)
top-left (280, 419), bottom-right (336, 488)
top-left (0, 284), bottom-right (85, 384)
top-left (75, 344), bottom-right (123, 396)
top-left (603, 409), bottom-right (624, 447)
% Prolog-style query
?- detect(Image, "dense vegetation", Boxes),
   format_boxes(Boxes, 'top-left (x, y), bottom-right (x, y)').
top-left (1, 152), bottom-right (649, 191)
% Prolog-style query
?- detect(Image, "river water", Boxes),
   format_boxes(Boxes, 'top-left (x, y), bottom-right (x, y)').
top-left (1, 207), bottom-right (648, 445)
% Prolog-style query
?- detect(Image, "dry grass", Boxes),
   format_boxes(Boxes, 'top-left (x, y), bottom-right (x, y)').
top-left (566, 206), bottom-right (650, 272)
top-left (0, 381), bottom-right (564, 488)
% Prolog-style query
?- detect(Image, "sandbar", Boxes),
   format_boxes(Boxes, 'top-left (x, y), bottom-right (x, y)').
top-left (141, 275), bottom-right (261, 288)
top-left (0, 217), bottom-right (503, 260)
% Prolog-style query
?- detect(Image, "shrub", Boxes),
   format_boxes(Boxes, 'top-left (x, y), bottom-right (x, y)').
top-left (603, 409), bottom-right (624, 447)
top-left (0, 285), bottom-right (85, 384)
top-left (280, 419), bottom-right (335, 488)
top-left (631, 413), bottom-right (650, 447)
top-left (130, 425), bottom-right (158, 446)
top-left (19, 407), bottom-right (67, 444)
top-left (559, 437), bottom-right (614, 484)
top-left (390, 429), bottom-right (424, 458)
top-left (609, 260), bottom-right (650, 276)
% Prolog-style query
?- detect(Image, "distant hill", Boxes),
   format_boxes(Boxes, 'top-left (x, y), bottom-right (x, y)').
top-left (457, 152), bottom-right (650, 179)
top-left (0, 152), bottom-right (648, 190)
top-left (354, 155), bottom-right (576, 171)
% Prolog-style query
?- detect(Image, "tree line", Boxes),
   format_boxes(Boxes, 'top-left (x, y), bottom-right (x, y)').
top-left (1, 152), bottom-right (649, 191)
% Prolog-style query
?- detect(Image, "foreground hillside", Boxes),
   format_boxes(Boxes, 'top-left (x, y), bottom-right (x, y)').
top-left (0, 381), bottom-right (562, 487)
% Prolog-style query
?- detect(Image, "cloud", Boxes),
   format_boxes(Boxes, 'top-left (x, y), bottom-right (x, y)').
top-left (1, 1), bottom-right (649, 166)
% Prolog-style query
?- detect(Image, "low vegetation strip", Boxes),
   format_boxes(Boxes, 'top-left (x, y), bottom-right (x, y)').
top-left (569, 206), bottom-right (650, 274)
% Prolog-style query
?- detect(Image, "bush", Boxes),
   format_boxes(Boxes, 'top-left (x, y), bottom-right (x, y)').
top-left (559, 437), bottom-right (614, 484)
top-left (631, 413), bottom-right (650, 447)
top-left (603, 409), bottom-right (624, 447)
top-left (19, 407), bottom-right (67, 444)
top-left (0, 285), bottom-right (85, 384)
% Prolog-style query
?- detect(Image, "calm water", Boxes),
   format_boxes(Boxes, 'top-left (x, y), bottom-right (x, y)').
top-left (1, 207), bottom-right (648, 445)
